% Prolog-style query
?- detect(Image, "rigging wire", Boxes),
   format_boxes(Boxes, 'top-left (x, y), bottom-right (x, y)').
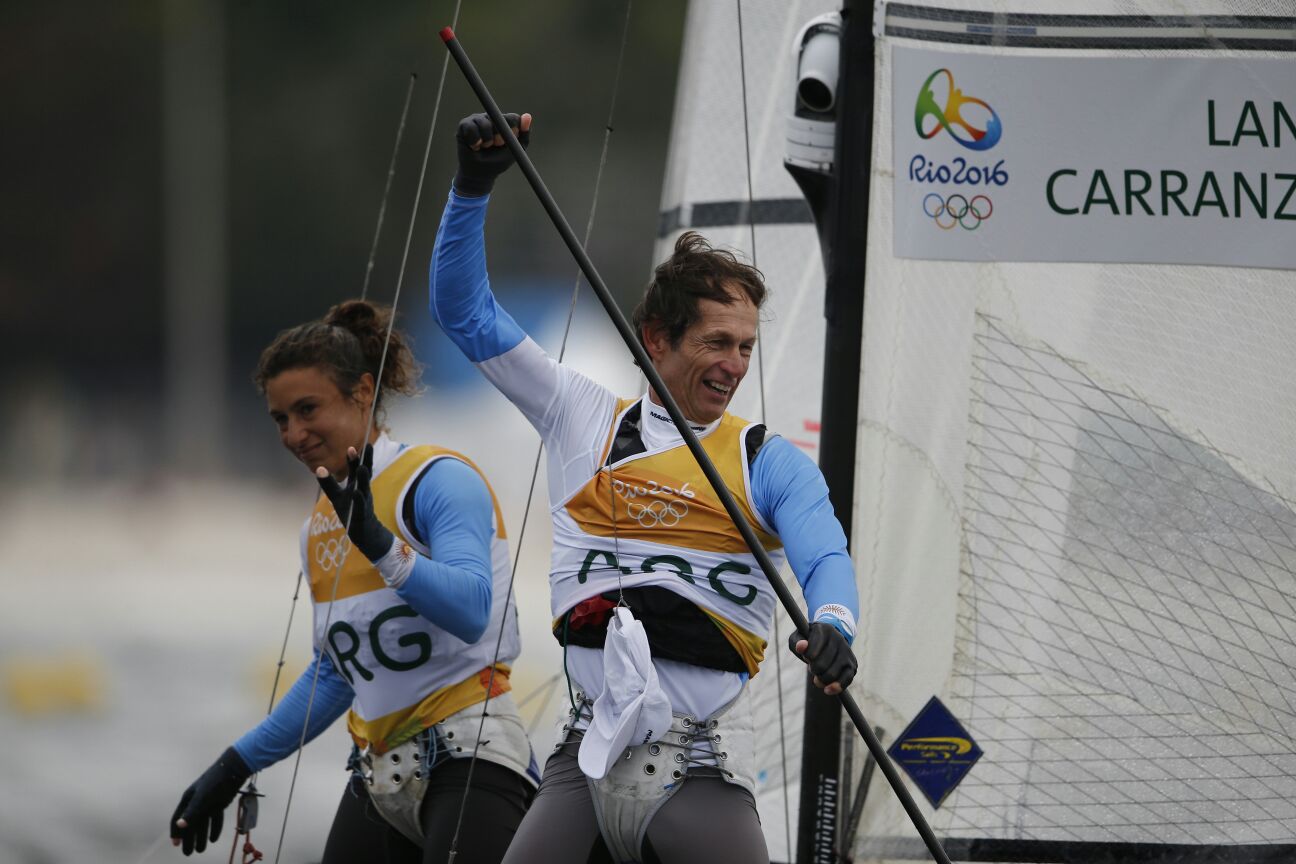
top-left (735, 0), bottom-right (768, 426)
top-left (262, 574), bottom-right (306, 718)
top-left (361, 73), bottom-right (419, 302)
top-left (444, 3), bottom-right (636, 860)
top-left (734, 0), bottom-right (794, 857)
top-left (269, 4), bottom-right (463, 858)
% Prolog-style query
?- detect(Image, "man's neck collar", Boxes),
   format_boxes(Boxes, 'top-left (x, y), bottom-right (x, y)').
top-left (643, 392), bottom-right (719, 437)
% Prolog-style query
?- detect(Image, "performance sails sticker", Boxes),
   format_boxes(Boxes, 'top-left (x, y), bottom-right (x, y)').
top-left (887, 696), bottom-right (983, 808)
top-left (891, 45), bottom-right (1296, 269)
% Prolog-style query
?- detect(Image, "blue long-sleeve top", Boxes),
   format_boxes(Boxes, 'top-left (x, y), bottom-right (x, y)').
top-left (430, 188), bottom-right (859, 643)
top-left (233, 456), bottom-right (495, 771)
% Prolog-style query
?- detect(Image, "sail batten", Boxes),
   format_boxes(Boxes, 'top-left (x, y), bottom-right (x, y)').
top-left (884, 2), bottom-right (1296, 52)
top-left (658, 198), bottom-right (814, 236)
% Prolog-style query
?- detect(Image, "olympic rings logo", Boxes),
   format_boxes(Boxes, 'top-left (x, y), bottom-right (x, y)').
top-left (923, 193), bottom-right (992, 230)
top-left (315, 536), bottom-right (352, 571)
top-left (625, 499), bottom-right (689, 528)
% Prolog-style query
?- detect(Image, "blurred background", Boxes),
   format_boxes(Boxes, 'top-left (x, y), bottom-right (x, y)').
top-left (1, 1), bottom-right (685, 861)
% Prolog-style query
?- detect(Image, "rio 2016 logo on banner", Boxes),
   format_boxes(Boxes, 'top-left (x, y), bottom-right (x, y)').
top-left (915, 68), bottom-right (1003, 151)
top-left (907, 66), bottom-right (1009, 232)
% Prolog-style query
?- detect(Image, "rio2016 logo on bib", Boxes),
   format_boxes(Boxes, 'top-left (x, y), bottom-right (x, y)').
top-left (915, 68), bottom-right (1002, 152)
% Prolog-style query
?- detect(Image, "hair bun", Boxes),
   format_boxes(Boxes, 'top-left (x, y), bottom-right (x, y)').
top-left (255, 299), bottom-right (422, 425)
top-left (324, 299), bottom-right (378, 333)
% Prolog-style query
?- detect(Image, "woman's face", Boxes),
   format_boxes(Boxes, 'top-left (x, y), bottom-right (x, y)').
top-left (264, 366), bottom-right (374, 478)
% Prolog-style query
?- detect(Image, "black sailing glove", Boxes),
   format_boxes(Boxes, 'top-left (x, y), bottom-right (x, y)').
top-left (789, 621), bottom-right (858, 692)
top-left (453, 111), bottom-right (530, 197)
top-left (170, 746), bottom-right (252, 856)
top-left (316, 444), bottom-right (395, 563)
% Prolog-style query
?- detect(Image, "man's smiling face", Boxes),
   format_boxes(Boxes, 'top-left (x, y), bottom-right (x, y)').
top-left (644, 282), bottom-right (758, 424)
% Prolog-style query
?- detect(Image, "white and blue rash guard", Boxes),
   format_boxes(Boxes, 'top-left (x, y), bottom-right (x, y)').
top-left (232, 452), bottom-right (496, 772)
top-left (429, 187), bottom-right (859, 719)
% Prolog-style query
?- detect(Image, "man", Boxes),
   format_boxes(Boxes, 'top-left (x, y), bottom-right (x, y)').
top-left (430, 112), bottom-right (859, 864)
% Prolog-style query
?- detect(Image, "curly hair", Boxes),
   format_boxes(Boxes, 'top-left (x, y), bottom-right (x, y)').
top-left (631, 231), bottom-right (767, 351)
top-left (253, 299), bottom-right (422, 425)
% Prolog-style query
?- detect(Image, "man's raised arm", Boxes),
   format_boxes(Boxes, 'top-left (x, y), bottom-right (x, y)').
top-left (430, 111), bottom-right (533, 365)
top-left (429, 113), bottom-right (619, 496)
top-left (429, 111), bottom-right (567, 431)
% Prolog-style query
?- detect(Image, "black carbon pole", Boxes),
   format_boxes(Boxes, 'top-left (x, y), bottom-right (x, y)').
top-left (797, 1), bottom-right (875, 861)
top-left (438, 27), bottom-right (952, 864)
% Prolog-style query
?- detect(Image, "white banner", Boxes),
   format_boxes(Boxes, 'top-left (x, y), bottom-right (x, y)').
top-left (891, 44), bottom-right (1296, 269)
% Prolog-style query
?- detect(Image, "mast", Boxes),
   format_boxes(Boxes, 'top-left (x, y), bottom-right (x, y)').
top-left (786, 1), bottom-right (875, 861)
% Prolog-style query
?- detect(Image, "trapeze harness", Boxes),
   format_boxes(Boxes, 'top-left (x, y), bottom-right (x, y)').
top-left (307, 440), bottom-right (535, 844)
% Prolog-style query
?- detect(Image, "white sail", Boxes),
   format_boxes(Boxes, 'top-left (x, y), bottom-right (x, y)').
top-left (857, 2), bottom-right (1296, 859)
top-left (656, 2), bottom-right (843, 859)
top-left (658, 1), bottom-right (1296, 861)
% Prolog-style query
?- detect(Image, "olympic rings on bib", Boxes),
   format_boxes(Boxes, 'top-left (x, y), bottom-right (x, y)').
top-left (315, 536), bottom-right (353, 571)
top-left (625, 499), bottom-right (689, 528)
top-left (922, 192), bottom-right (992, 230)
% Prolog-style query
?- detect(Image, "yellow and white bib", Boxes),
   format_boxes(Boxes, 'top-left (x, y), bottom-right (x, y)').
top-left (551, 399), bottom-right (786, 674)
top-left (307, 442), bottom-right (519, 752)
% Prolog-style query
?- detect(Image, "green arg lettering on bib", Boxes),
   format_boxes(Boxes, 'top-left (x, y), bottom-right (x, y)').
top-left (575, 549), bottom-right (757, 606)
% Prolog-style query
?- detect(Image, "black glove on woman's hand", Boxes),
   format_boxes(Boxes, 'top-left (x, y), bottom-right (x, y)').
top-left (170, 746), bottom-right (252, 855)
top-left (789, 621), bottom-right (858, 693)
top-left (316, 444), bottom-right (395, 563)
top-left (453, 111), bottom-right (530, 197)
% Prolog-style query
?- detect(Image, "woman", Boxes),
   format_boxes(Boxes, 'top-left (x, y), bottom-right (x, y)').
top-left (169, 300), bottom-right (536, 862)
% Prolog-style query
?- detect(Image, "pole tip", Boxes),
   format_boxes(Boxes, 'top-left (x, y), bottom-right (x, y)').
top-left (439, 26), bottom-right (455, 43)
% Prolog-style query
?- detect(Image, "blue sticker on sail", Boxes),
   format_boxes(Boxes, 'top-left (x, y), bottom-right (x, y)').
top-left (887, 696), bottom-right (982, 808)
